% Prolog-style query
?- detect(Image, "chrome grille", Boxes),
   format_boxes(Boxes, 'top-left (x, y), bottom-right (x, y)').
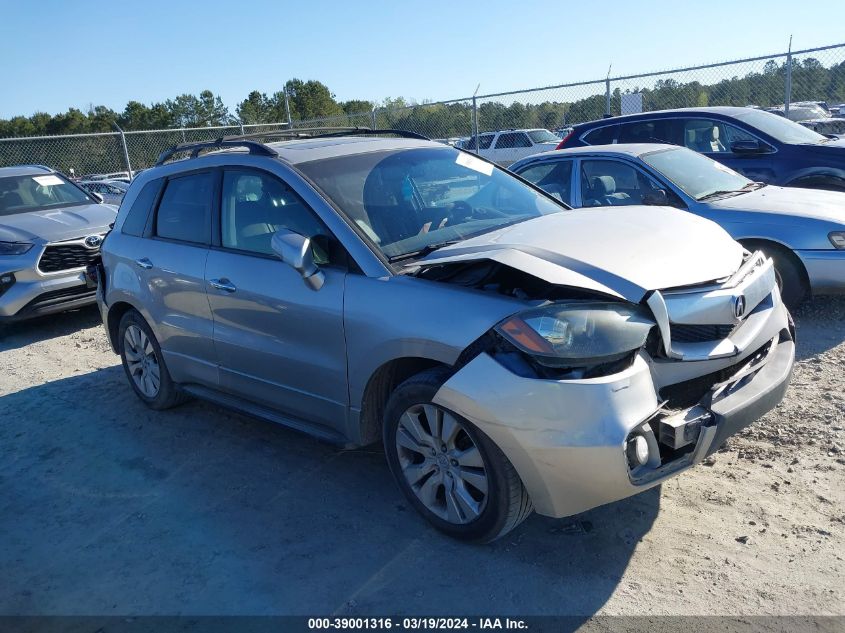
top-left (38, 243), bottom-right (101, 273)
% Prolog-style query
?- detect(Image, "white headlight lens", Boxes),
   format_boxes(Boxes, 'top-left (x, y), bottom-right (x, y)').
top-left (829, 232), bottom-right (845, 249)
top-left (496, 302), bottom-right (655, 367)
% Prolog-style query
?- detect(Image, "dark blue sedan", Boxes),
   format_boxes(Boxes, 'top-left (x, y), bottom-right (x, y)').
top-left (557, 107), bottom-right (845, 192)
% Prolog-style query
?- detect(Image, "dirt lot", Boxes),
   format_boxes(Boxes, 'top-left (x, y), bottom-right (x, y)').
top-left (0, 299), bottom-right (843, 617)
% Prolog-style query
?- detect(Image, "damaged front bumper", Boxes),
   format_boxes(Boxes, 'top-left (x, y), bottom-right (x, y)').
top-left (432, 300), bottom-right (795, 519)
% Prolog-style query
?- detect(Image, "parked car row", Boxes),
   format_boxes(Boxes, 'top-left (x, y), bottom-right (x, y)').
top-left (510, 143), bottom-right (845, 307)
top-left (5, 110), bottom-right (842, 542)
top-left (557, 106), bottom-right (845, 191)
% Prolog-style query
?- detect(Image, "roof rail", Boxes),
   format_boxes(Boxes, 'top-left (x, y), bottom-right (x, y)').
top-left (155, 139), bottom-right (278, 166)
top-left (226, 127), bottom-right (431, 142)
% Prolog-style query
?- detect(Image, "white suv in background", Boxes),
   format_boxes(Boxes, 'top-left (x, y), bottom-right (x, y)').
top-left (464, 128), bottom-right (560, 166)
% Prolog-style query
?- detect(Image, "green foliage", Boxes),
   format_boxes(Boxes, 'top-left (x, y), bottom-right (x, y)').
top-left (2, 58), bottom-right (845, 149)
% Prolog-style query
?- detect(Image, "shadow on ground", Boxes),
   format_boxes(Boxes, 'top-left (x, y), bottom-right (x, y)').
top-left (0, 366), bottom-right (659, 617)
top-left (0, 306), bottom-right (101, 353)
top-left (791, 296), bottom-right (845, 361)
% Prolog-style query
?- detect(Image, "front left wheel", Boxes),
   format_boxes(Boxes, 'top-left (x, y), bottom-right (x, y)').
top-left (383, 368), bottom-right (533, 543)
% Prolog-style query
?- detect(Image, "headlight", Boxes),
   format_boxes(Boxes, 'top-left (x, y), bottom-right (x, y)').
top-left (0, 241), bottom-right (34, 256)
top-left (829, 231), bottom-right (845, 249)
top-left (496, 302), bottom-right (655, 368)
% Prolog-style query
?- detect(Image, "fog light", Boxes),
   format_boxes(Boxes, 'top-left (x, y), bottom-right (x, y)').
top-left (626, 435), bottom-right (650, 468)
top-left (0, 272), bottom-right (15, 298)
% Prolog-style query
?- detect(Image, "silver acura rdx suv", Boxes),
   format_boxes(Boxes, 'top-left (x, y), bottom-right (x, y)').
top-left (94, 131), bottom-right (794, 542)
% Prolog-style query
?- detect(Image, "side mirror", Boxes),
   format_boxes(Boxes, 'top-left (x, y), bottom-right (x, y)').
top-left (642, 189), bottom-right (669, 206)
top-left (270, 229), bottom-right (325, 290)
top-left (730, 140), bottom-right (765, 155)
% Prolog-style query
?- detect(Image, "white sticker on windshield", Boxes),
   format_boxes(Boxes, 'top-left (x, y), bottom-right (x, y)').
top-left (32, 175), bottom-right (64, 186)
top-left (456, 152), bottom-right (494, 176)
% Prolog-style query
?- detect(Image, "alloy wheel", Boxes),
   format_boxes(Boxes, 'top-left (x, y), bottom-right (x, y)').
top-left (395, 403), bottom-right (488, 524)
top-left (123, 324), bottom-right (161, 398)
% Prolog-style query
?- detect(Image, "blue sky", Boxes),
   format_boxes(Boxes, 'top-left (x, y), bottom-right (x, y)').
top-left (1, 0), bottom-right (843, 119)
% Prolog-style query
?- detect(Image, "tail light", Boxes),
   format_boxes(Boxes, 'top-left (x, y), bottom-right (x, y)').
top-left (556, 130), bottom-right (574, 149)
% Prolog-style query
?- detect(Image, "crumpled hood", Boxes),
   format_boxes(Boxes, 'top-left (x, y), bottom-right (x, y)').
top-left (709, 185), bottom-right (845, 224)
top-left (0, 204), bottom-right (118, 243)
top-left (414, 206), bottom-right (744, 302)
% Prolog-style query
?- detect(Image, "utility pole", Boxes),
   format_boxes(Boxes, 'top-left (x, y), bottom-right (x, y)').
top-left (784, 35), bottom-right (793, 118)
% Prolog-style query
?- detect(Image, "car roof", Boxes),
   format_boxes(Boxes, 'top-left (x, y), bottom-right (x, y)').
top-left (574, 106), bottom-right (757, 128)
top-left (550, 142), bottom-right (676, 158)
top-left (264, 136), bottom-right (443, 165)
top-left (0, 164), bottom-right (55, 177)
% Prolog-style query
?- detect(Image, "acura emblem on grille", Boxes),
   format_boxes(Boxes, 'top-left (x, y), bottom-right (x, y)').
top-left (84, 235), bottom-right (102, 249)
top-left (734, 294), bottom-right (746, 319)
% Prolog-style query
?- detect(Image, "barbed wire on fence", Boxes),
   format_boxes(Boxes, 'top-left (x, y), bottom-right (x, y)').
top-left (1, 41), bottom-right (843, 176)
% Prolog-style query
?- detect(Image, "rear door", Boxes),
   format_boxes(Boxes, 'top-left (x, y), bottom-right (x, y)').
top-left (204, 168), bottom-right (348, 432)
top-left (137, 169), bottom-right (218, 386)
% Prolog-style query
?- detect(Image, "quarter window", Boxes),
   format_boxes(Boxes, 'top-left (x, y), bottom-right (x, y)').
top-left (582, 125), bottom-right (617, 145)
top-left (122, 179), bottom-right (162, 237)
top-left (155, 172), bottom-right (213, 244)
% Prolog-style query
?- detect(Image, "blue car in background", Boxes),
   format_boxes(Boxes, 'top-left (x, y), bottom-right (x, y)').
top-left (556, 107), bottom-right (845, 192)
top-left (510, 143), bottom-right (845, 308)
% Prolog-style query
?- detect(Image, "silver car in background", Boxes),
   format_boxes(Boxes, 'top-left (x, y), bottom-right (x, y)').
top-left (0, 165), bottom-right (117, 322)
top-left (511, 144), bottom-right (845, 308)
top-left (96, 133), bottom-right (794, 542)
top-left (78, 180), bottom-right (127, 206)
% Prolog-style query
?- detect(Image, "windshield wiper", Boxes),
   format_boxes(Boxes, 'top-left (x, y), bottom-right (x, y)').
top-left (697, 190), bottom-right (741, 201)
top-left (387, 239), bottom-right (463, 263)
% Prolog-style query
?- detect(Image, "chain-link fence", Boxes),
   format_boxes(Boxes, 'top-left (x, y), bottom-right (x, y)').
top-left (1, 41), bottom-right (843, 177)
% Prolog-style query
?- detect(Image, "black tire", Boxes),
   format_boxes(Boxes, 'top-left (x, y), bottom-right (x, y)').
top-left (742, 241), bottom-right (807, 310)
top-left (383, 367), bottom-right (533, 543)
top-left (117, 309), bottom-right (187, 410)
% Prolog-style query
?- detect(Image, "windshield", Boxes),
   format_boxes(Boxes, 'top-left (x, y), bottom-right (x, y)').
top-left (0, 173), bottom-right (92, 217)
top-left (527, 130), bottom-right (559, 144)
top-left (787, 105), bottom-right (827, 121)
top-left (642, 146), bottom-right (751, 200)
top-left (733, 108), bottom-right (826, 144)
top-left (298, 147), bottom-right (565, 261)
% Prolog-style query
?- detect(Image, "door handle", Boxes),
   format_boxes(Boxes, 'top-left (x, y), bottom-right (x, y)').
top-left (135, 257), bottom-right (153, 270)
top-left (209, 278), bottom-right (237, 293)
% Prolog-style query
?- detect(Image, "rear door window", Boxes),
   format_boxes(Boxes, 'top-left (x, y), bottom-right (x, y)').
top-left (617, 120), bottom-right (677, 144)
top-left (155, 172), bottom-right (213, 244)
top-left (464, 134), bottom-right (494, 150)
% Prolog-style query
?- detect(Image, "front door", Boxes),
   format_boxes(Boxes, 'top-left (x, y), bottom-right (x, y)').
top-left (205, 168), bottom-right (348, 433)
top-left (680, 118), bottom-right (776, 183)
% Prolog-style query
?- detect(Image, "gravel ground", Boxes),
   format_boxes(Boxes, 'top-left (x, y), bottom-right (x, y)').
top-left (0, 299), bottom-right (843, 617)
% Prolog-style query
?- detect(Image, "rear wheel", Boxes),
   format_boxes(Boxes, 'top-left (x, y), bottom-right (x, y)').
top-left (118, 309), bottom-right (186, 410)
top-left (383, 368), bottom-right (533, 542)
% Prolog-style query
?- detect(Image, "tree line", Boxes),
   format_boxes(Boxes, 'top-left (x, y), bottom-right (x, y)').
top-left (1, 58), bottom-right (843, 142)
